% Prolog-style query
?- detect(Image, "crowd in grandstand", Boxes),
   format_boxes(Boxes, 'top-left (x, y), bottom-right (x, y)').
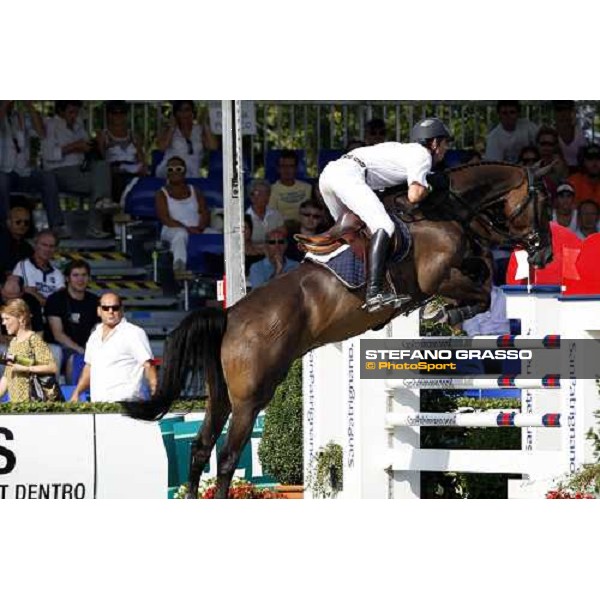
top-left (1, 99), bottom-right (600, 400)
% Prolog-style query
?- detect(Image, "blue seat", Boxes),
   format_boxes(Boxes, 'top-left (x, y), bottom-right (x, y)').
top-left (318, 149), bottom-right (343, 174)
top-left (151, 150), bottom-right (165, 177)
top-left (265, 149), bottom-right (307, 182)
top-left (186, 233), bottom-right (224, 273)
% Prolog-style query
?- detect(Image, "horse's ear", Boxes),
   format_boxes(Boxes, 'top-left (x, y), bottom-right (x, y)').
top-left (531, 160), bottom-right (555, 179)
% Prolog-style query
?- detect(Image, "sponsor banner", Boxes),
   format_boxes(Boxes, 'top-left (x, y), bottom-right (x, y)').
top-left (208, 101), bottom-right (257, 135)
top-left (0, 415), bottom-right (94, 499)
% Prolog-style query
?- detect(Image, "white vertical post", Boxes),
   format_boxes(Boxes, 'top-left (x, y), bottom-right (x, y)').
top-left (222, 100), bottom-right (246, 307)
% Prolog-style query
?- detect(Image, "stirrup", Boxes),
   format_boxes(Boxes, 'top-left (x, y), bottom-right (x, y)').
top-left (363, 292), bottom-right (398, 313)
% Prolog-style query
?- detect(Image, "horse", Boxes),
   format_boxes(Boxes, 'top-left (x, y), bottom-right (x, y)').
top-left (121, 162), bottom-right (553, 499)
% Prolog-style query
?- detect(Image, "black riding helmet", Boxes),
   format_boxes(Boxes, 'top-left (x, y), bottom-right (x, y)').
top-left (410, 117), bottom-right (453, 144)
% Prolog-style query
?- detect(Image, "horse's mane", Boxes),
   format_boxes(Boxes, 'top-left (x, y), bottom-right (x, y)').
top-left (447, 160), bottom-right (524, 175)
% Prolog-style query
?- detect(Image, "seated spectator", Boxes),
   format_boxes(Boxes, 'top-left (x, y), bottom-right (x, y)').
top-left (535, 126), bottom-right (569, 194)
top-left (484, 101), bottom-right (539, 163)
top-left (96, 101), bottom-right (147, 204)
top-left (518, 145), bottom-right (540, 167)
top-left (574, 199), bottom-right (600, 239)
top-left (69, 293), bottom-right (157, 403)
top-left (0, 101), bottom-right (65, 237)
top-left (248, 226), bottom-right (299, 289)
top-left (0, 299), bottom-right (58, 403)
top-left (42, 101), bottom-right (114, 238)
top-left (244, 214), bottom-right (265, 275)
top-left (45, 259), bottom-right (99, 383)
top-left (568, 144), bottom-right (600, 209)
top-left (553, 101), bottom-right (587, 172)
top-left (269, 150), bottom-right (312, 228)
top-left (245, 179), bottom-right (284, 243)
top-left (0, 205), bottom-right (34, 282)
top-left (155, 156), bottom-right (211, 272)
top-left (364, 118), bottom-right (387, 146)
top-left (286, 199), bottom-right (327, 262)
top-left (552, 182), bottom-right (578, 230)
top-left (1, 275), bottom-right (44, 335)
top-left (156, 101), bottom-right (218, 178)
top-left (12, 229), bottom-right (65, 306)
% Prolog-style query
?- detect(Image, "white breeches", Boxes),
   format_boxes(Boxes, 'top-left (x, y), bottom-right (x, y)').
top-left (161, 226), bottom-right (188, 264)
top-left (319, 160), bottom-right (395, 237)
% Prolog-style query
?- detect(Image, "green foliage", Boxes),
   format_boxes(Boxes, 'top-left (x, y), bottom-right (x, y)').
top-left (0, 399), bottom-right (206, 414)
top-left (307, 442), bottom-right (343, 499)
top-left (258, 360), bottom-right (303, 485)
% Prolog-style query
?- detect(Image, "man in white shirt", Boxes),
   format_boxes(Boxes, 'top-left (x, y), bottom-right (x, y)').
top-left (484, 101), bottom-right (539, 163)
top-left (42, 101), bottom-right (116, 238)
top-left (12, 229), bottom-right (65, 306)
top-left (318, 117), bottom-right (452, 312)
top-left (574, 200), bottom-right (600, 239)
top-left (69, 292), bottom-right (157, 403)
top-left (245, 179), bottom-right (284, 243)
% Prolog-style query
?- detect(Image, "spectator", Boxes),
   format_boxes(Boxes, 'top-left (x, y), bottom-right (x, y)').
top-left (535, 126), bottom-right (569, 191)
top-left (1, 275), bottom-right (44, 335)
top-left (69, 293), bottom-right (157, 403)
top-left (0, 205), bottom-right (34, 282)
top-left (243, 214), bottom-right (265, 274)
top-left (552, 182), bottom-right (578, 230)
top-left (568, 144), bottom-right (600, 208)
top-left (518, 145), bottom-right (540, 167)
top-left (42, 100), bottom-right (114, 239)
top-left (12, 229), bottom-right (65, 306)
top-left (574, 200), bottom-right (600, 239)
top-left (245, 179), bottom-right (284, 243)
top-left (156, 101), bottom-right (218, 178)
top-left (269, 150), bottom-right (312, 227)
top-left (155, 156), bottom-right (211, 272)
top-left (286, 198), bottom-right (326, 262)
top-left (0, 299), bottom-right (58, 403)
top-left (364, 118), bottom-right (387, 146)
top-left (553, 101), bottom-right (587, 172)
top-left (248, 226), bottom-right (299, 289)
top-left (484, 101), bottom-right (539, 163)
top-left (45, 259), bottom-right (99, 383)
top-left (0, 101), bottom-right (65, 237)
top-left (96, 100), bottom-right (147, 204)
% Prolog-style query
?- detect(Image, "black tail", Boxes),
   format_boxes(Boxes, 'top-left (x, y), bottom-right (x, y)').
top-left (120, 307), bottom-right (228, 421)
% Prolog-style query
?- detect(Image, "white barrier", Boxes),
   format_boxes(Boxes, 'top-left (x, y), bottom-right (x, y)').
top-left (303, 285), bottom-right (600, 499)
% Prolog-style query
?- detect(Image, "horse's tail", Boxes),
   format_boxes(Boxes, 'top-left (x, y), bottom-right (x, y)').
top-left (120, 307), bottom-right (227, 421)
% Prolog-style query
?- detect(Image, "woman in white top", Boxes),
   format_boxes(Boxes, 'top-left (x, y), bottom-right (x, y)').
top-left (155, 101), bottom-right (218, 179)
top-left (155, 156), bottom-right (210, 272)
top-left (96, 101), bottom-right (147, 204)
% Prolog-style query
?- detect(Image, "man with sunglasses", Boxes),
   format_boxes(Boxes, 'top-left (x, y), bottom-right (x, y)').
top-left (484, 100), bottom-right (539, 163)
top-left (286, 198), bottom-right (326, 262)
top-left (248, 226), bottom-right (299, 289)
top-left (0, 205), bottom-right (34, 283)
top-left (69, 292), bottom-right (157, 403)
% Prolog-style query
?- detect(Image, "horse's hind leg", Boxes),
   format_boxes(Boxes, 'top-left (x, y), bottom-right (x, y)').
top-left (214, 400), bottom-right (263, 499)
top-left (187, 399), bottom-right (231, 499)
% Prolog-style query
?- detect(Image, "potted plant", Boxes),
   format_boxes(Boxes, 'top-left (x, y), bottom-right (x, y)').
top-left (258, 360), bottom-right (304, 498)
top-left (307, 441), bottom-right (343, 499)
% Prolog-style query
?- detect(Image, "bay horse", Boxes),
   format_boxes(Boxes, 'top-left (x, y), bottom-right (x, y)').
top-left (122, 162), bottom-right (552, 498)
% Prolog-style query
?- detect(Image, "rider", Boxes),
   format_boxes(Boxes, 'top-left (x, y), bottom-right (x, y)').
top-left (318, 117), bottom-right (452, 312)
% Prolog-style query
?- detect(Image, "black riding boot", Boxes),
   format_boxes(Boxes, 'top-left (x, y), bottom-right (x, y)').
top-left (364, 229), bottom-right (398, 312)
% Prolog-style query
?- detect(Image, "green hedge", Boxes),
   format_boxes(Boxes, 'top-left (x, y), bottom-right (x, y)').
top-left (0, 399), bottom-right (207, 414)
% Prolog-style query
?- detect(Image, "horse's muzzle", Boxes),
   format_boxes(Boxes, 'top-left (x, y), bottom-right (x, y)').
top-left (528, 244), bottom-right (553, 269)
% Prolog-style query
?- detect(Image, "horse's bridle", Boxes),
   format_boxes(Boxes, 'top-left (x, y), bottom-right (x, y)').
top-left (449, 167), bottom-right (547, 255)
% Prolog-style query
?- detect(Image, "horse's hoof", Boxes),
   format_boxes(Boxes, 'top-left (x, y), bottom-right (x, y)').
top-left (422, 304), bottom-right (448, 324)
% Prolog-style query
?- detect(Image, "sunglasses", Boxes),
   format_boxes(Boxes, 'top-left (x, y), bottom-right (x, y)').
top-left (14, 219), bottom-right (30, 225)
top-left (167, 165), bottom-right (186, 174)
top-left (301, 212), bottom-right (322, 219)
top-left (539, 141), bottom-right (556, 147)
top-left (100, 304), bottom-right (121, 312)
top-left (266, 239), bottom-right (287, 245)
